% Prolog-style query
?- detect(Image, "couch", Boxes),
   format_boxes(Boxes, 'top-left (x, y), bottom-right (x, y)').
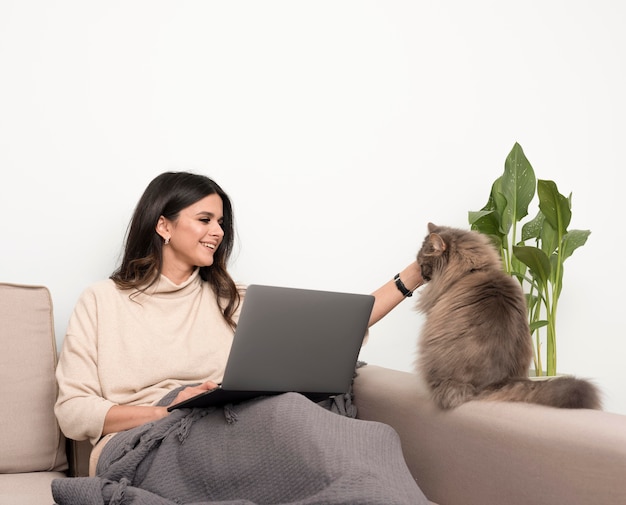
top-left (353, 364), bottom-right (626, 505)
top-left (0, 283), bottom-right (90, 505)
top-left (0, 283), bottom-right (65, 504)
top-left (2, 282), bottom-right (625, 505)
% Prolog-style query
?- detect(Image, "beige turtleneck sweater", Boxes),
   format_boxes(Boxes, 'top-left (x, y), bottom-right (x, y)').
top-left (54, 269), bottom-right (243, 445)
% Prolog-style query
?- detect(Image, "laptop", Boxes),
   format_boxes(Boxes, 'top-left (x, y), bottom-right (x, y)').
top-left (168, 284), bottom-right (374, 411)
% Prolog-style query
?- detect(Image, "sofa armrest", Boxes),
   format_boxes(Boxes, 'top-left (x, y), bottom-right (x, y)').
top-left (353, 364), bottom-right (626, 505)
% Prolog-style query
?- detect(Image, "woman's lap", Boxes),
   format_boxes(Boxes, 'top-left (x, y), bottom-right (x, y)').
top-left (85, 393), bottom-right (428, 505)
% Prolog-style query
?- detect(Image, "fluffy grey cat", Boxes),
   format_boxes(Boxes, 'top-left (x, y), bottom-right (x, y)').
top-left (415, 222), bottom-right (601, 410)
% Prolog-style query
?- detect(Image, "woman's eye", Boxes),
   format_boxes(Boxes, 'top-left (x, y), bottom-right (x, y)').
top-left (200, 218), bottom-right (210, 224)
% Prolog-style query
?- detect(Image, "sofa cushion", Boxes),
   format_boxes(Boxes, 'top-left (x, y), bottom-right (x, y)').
top-left (0, 472), bottom-right (66, 505)
top-left (0, 283), bottom-right (67, 473)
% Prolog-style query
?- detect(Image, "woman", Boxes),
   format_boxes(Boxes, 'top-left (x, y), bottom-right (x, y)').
top-left (53, 172), bottom-right (427, 505)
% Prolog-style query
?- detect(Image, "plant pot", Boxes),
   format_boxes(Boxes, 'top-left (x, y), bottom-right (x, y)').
top-left (529, 370), bottom-right (566, 380)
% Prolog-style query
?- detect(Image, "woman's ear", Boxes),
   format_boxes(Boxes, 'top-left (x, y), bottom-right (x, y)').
top-left (156, 216), bottom-right (171, 242)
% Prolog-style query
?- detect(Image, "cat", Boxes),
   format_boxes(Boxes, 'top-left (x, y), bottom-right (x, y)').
top-left (414, 222), bottom-right (601, 410)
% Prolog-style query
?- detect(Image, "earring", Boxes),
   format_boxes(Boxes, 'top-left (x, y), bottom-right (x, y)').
top-left (164, 237), bottom-right (170, 245)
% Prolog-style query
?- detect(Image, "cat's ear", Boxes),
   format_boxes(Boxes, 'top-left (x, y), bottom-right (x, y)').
top-left (427, 222), bottom-right (437, 233)
top-left (429, 232), bottom-right (447, 255)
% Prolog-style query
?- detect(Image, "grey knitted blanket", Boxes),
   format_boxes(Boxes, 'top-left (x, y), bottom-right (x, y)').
top-left (52, 392), bottom-right (427, 504)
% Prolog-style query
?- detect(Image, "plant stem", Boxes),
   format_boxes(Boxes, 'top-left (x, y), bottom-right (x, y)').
top-left (535, 331), bottom-right (542, 376)
top-left (510, 220), bottom-right (518, 274)
top-left (527, 282), bottom-right (541, 375)
top-left (545, 288), bottom-right (556, 376)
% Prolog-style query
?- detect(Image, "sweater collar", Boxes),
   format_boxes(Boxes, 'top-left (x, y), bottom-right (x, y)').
top-left (147, 268), bottom-right (202, 296)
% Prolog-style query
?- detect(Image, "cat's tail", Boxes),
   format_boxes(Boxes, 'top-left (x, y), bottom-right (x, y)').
top-left (480, 376), bottom-right (602, 410)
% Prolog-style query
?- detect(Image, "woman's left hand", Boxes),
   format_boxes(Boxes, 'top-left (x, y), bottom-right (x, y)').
top-left (368, 261), bottom-right (423, 326)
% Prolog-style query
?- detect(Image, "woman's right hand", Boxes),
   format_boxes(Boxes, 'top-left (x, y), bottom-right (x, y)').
top-left (103, 404), bottom-right (170, 435)
top-left (102, 381), bottom-right (219, 436)
top-left (170, 381), bottom-right (219, 407)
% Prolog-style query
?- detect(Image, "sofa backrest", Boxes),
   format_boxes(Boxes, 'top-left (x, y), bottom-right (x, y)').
top-left (0, 283), bottom-right (67, 473)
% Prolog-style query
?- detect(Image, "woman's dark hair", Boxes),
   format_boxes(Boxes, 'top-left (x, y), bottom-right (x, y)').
top-left (111, 171), bottom-right (240, 327)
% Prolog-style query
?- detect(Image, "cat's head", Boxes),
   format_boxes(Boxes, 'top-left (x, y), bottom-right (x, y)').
top-left (417, 222), bottom-right (502, 282)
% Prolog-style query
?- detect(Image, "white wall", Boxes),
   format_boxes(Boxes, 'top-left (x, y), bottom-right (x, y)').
top-left (1, 1), bottom-right (624, 414)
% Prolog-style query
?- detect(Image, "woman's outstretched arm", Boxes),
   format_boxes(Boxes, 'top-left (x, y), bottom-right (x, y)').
top-left (368, 261), bottom-right (423, 327)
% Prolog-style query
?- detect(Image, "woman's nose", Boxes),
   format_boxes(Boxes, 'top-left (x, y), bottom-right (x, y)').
top-left (212, 221), bottom-right (225, 236)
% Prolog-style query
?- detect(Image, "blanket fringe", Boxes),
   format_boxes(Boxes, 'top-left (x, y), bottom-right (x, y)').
top-left (223, 404), bottom-right (238, 424)
top-left (176, 409), bottom-right (211, 443)
top-left (107, 477), bottom-right (129, 505)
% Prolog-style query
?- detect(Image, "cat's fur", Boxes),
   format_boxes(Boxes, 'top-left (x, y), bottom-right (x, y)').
top-left (415, 222), bottom-right (601, 410)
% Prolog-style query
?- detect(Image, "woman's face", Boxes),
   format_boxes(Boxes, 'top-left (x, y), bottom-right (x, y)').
top-left (158, 193), bottom-right (225, 283)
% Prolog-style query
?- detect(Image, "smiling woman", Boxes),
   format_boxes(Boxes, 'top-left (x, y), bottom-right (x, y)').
top-left (109, 172), bottom-right (239, 324)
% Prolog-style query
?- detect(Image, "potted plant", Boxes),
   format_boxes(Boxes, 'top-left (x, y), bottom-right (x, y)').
top-left (468, 142), bottom-right (590, 376)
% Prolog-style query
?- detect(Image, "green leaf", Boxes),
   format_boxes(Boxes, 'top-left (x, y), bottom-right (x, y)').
top-left (540, 219), bottom-right (559, 256)
top-left (468, 210), bottom-right (499, 235)
top-left (468, 210), bottom-right (505, 252)
top-left (513, 245), bottom-right (552, 291)
top-left (489, 177), bottom-right (511, 236)
top-left (468, 209), bottom-right (494, 224)
top-left (537, 180), bottom-right (571, 235)
top-left (510, 256), bottom-right (527, 281)
top-left (530, 320), bottom-right (549, 332)
top-left (525, 293), bottom-right (539, 310)
top-left (502, 143), bottom-right (536, 230)
top-left (561, 229), bottom-right (591, 262)
top-left (521, 211), bottom-right (545, 242)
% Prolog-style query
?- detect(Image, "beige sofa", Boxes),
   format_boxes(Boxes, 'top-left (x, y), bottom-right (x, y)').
top-left (353, 364), bottom-right (626, 505)
top-left (0, 283), bottom-right (68, 505)
top-left (0, 283), bottom-right (91, 505)
top-left (2, 282), bottom-right (625, 505)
